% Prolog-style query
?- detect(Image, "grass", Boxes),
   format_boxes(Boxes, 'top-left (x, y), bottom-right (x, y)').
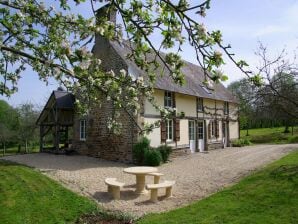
top-left (0, 146), bottom-right (40, 157)
top-left (240, 126), bottom-right (298, 144)
top-left (0, 159), bottom-right (134, 224)
top-left (0, 160), bottom-right (99, 224)
top-left (138, 150), bottom-right (298, 224)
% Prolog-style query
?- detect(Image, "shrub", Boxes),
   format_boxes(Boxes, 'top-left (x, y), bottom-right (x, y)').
top-left (232, 138), bottom-right (252, 147)
top-left (157, 145), bottom-right (172, 163)
top-left (288, 136), bottom-right (298, 143)
top-left (132, 137), bottom-right (150, 165)
top-left (144, 149), bottom-right (162, 166)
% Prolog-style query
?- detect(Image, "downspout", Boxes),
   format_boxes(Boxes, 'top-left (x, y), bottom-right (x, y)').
top-left (195, 97), bottom-right (198, 152)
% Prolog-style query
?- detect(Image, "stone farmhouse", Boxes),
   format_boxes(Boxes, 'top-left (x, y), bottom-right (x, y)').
top-left (38, 4), bottom-right (239, 162)
top-left (71, 5), bottom-right (239, 162)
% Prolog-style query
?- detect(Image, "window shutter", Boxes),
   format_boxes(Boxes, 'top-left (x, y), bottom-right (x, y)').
top-left (215, 120), bottom-right (219, 138)
top-left (172, 92), bottom-right (176, 108)
top-left (160, 120), bottom-right (166, 143)
top-left (208, 122), bottom-right (211, 139)
top-left (174, 119), bottom-right (180, 142)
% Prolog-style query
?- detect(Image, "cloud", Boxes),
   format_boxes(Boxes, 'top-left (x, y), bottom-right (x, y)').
top-left (253, 25), bottom-right (289, 37)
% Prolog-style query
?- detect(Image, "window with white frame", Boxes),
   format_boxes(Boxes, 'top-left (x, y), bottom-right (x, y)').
top-left (80, 119), bottom-right (86, 140)
top-left (224, 101), bottom-right (229, 115)
top-left (164, 91), bottom-right (173, 108)
top-left (188, 120), bottom-right (195, 140)
top-left (197, 97), bottom-right (203, 112)
top-left (166, 119), bottom-right (173, 141)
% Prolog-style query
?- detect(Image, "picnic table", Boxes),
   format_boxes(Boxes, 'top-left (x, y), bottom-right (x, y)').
top-left (123, 166), bottom-right (158, 194)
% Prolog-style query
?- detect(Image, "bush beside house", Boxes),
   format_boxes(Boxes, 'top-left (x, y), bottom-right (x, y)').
top-left (132, 137), bottom-right (172, 166)
top-left (231, 138), bottom-right (252, 147)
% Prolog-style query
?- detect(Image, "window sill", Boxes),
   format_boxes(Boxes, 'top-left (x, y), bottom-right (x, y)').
top-left (166, 140), bottom-right (174, 144)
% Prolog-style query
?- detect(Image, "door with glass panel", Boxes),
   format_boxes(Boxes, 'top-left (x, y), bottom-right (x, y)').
top-left (197, 121), bottom-right (204, 152)
top-left (188, 120), bottom-right (195, 152)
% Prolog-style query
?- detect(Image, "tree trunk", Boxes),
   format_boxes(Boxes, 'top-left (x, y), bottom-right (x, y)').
top-left (284, 125), bottom-right (290, 133)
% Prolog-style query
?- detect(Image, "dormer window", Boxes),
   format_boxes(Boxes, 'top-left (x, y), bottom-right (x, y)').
top-left (224, 101), bottom-right (229, 115)
top-left (197, 97), bottom-right (203, 112)
top-left (164, 91), bottom-right (174, 108)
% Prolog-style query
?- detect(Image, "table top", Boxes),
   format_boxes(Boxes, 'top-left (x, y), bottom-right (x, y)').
top-left (123, 166), bottom-right (158, 175)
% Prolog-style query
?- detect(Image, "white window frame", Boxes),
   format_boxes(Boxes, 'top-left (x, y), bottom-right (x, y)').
top-left (188, 120), bottom-right (195, 140)
top-left (166, 119), bottom-right (173, 141)
top-left (164, 91), bottom-right (173, 108)
top-left (197, 97), bottom-right (203, 112)
top-left (80, 119), bottom-right (86, 141)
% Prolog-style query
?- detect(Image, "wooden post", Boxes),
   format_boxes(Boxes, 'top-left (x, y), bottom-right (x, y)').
top-left (40, 125), bottom-right (44, 152)
top-left (54, 125), bottom-right (59, 151)
top-left (65, 126), bottom-right (69, 148)
top-left (54, 104), bottom-right (59, 151)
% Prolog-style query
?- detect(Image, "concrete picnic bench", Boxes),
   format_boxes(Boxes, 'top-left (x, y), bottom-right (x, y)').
top-left (105, 178), bottom-right (125, 199)
top-left (123, 166), bottom-right (158, 194)
top-left (146, 180), bottom-right (175, 202)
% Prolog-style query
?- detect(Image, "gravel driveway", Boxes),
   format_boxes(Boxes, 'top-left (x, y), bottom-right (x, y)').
top-left (3, 144), bottom-right (298, 217)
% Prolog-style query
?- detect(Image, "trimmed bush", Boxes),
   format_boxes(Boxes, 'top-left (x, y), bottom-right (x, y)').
top-left (132, 137), bottom-right (150, 165)
top-left (144, 149), bottom-right (162, 166)
top-left (157, 145), bottom-right (172, 163)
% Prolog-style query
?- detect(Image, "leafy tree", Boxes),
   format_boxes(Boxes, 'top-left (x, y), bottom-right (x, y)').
top-left (17, 103), bottom-right (39, 153)
top-left (0, 0), bottom-right (256, 133)
top-left (0, 100), bottom-right (19, 154)
top-left (228, 78), bottom-right (255, 135)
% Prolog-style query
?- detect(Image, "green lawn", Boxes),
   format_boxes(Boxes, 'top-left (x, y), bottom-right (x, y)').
top-left (0, 160), bottom-right (99, 224)
top-left (240, 126), bottom-right (298, 144)
top-left (0, 146), bottom-right (40, 157)
top-left (138, 150), bottom-right (298, 224)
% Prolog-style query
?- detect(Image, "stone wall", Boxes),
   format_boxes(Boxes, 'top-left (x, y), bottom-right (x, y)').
top-left (72, 33), bottom-right (140, 163)
top-left (72, 97), bottom-right (139, 163)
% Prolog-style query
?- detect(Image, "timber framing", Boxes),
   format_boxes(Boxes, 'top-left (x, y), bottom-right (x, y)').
top-left (36, 90), bottom-right (75, 152)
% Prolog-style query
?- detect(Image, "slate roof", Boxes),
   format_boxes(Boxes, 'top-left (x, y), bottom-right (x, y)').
top-left (53, 91), bottom-right (75, 109)
top-left (36, 90), bottom-right (75, 125)
top-left (111, 40), bottom-right (238, 103)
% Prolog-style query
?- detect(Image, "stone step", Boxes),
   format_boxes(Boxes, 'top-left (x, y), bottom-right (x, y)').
top-left (170, 148), bottom-right (190, 159)
top-left (207, 142), bottom-right (223, 150)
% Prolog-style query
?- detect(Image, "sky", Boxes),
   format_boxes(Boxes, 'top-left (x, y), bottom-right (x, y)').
top-left (1, 0), bottom-right (298, 107)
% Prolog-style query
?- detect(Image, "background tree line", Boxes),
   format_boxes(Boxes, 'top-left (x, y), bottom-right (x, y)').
top-left (228, 71), bottom-right (297, 134)
top-left (228, 44), bottom-right (298, 135)
top-left (0, 100), bottom-right (39, 155)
